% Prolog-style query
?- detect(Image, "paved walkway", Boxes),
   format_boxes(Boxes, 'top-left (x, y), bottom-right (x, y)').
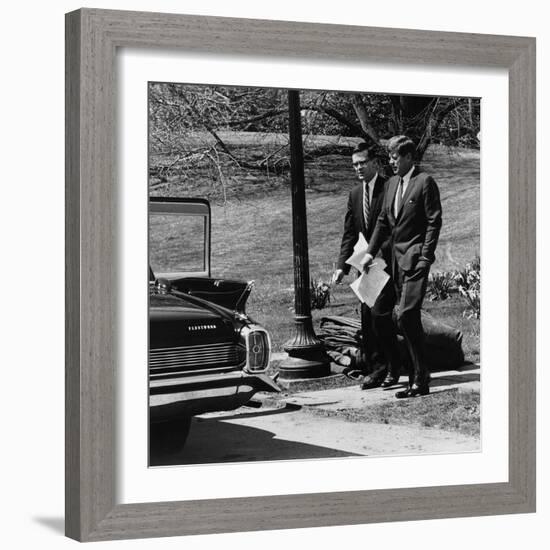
top-left (285, 365), bottom-right (480, 411)
top-left (259, 357), bottom-right (480, 415)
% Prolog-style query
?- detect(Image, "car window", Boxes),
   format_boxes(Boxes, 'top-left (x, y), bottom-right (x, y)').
top-left (149, 213), bottom-right (207, 276)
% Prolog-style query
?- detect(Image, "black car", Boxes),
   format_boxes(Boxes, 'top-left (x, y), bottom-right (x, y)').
top-left (149, 197), bottom-right (280, 453)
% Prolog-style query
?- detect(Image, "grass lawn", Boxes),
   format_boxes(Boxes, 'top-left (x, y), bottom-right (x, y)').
top-left (308, 389), bottom-right (481, 438)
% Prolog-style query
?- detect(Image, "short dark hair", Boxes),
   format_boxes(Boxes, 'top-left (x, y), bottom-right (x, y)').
top-left (351, 142), bottom-right (370, 156)
top-left (351, 142), bottom-right (385, 160)
top-left (387, 135), bottom-right (416, 157)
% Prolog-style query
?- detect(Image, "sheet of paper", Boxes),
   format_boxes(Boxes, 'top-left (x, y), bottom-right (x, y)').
top-left (345, 233), bottom-right (369, 272)
top-left (349, 262), bottom-right (390, 307)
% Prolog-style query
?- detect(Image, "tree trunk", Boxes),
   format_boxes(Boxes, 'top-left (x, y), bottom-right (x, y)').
top-left (350, 94), bottom-right (380, 144)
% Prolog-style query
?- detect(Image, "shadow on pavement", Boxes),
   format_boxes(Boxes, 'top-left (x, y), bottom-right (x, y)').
top-left (431, 372), bottom-right (480, 387)
top-left (208, 403), bottom-right (301, 422)
top-left (151, 412), bottom-right (362, 466)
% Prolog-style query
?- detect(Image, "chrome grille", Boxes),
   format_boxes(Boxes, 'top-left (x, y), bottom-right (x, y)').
top-left (149, 342), bottom-right (243, 379)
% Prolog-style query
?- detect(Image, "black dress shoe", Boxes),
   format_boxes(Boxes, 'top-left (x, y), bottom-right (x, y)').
top-left (380, 374), bottom-right (400, 388)
top-left (395, 384), bottom-right (430, 399)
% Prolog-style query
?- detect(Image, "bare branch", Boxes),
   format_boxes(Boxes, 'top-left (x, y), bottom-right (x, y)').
top-left (305, 105), bottom-right (364, 136)
top-left (226, 109), bottom-right (287, 127)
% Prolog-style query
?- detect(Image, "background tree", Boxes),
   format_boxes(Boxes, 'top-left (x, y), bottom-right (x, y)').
top-left (149, 83), bottom-right (480, 190)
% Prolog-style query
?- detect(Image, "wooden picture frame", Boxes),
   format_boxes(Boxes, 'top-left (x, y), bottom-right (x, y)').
top-left (65, 8), bottom-right (536, 542)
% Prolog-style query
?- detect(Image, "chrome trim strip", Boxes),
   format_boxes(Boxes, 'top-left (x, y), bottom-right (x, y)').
top-left (150, 360), bottom-right (242, 372)
top-left (150, 366), bottom-right (238, 379)
top-left (150, 352), bottom-right (238, 365)
top-left (150, 342), bottom-right (233, 353)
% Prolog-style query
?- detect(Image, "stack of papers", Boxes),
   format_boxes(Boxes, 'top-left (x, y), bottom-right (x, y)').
top-left (345, 234), bottom-right (389, 307)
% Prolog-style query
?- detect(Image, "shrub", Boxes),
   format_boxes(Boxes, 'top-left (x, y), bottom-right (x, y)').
top-left (454, 257), bottom-right (481, 318)
top-left (310, 278), bottom-right (332, 310)
top-left (426, 257), bottom-right (480, 319)
top-left (427, 271), bottom-right (456, 301)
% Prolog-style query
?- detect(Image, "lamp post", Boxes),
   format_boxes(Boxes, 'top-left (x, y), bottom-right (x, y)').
top-left (278, 89), bottom-right (330, 380)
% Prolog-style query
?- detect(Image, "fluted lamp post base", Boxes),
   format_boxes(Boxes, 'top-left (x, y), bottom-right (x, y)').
top-left (279, 315), bottom-right (331, 380)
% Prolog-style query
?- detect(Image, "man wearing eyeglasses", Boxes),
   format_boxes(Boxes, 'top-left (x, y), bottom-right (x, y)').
top-left (332, 142), bottom-right (398, 390)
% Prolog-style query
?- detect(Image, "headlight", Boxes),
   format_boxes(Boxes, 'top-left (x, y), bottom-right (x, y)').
top-left (240, 325), bottom-right (271, 372)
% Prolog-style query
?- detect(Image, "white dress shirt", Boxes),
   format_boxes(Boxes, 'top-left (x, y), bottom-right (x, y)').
top-left (394, 165), bottom-right (415, 217)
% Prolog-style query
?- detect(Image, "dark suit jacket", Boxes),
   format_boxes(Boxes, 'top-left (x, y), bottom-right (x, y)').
top-left (337, 174), bottom-right (389, 274)
top-left (367, 167), bottom-right (442, 272)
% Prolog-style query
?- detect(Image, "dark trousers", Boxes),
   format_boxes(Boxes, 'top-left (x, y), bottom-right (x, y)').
top-left (360, 302), bottom-right (385, 378)
top-left (372, 261), bottom-right (430, 386)
top-left (361, 286), bottom-right (401, 379)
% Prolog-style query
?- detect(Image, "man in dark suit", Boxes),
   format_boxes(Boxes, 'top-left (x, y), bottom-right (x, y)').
top-left (362, 135), bottom-right (442, 398)
top-left (332, 142), bottom-right (398, 389)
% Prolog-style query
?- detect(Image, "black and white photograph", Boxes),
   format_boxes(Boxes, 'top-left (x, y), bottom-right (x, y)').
top-left (4, 0), bottom-right (543, 546)
top-left (147, 83), bottom-right (481, 467)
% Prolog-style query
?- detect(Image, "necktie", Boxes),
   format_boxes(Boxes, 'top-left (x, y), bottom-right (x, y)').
top-left (395, 177), bottom-right (403, 217)
top-left (363, 181), bottom-right (370, 230)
